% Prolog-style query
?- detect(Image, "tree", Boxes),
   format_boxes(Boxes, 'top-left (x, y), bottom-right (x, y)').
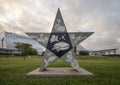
top-left (15, 42), bottom-right (38, 60)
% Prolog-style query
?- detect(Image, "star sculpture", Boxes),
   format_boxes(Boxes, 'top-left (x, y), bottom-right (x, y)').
top-left (26, 8), bottom-right (93, 72)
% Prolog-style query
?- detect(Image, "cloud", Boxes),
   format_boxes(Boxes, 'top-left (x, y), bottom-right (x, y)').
top-left (0, 0), bottom-right (120, 54)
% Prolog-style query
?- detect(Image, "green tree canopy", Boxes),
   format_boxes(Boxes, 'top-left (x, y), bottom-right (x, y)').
top-left (15, 42), bottom-right (38, 56)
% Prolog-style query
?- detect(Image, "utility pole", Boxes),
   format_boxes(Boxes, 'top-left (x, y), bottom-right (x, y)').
top-left (1, 38), bottom-right (4, 48)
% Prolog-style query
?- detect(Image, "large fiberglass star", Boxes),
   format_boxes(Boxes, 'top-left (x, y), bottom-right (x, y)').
top-left (26, 8), bottom-right (94, 71)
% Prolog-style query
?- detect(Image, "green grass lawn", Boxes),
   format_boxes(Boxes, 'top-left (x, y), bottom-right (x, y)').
top-left (0, 56), bottom-right (120, 85)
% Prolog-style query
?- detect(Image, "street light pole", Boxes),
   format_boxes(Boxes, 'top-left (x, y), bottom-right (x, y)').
top-left (1, 38), bottom-right (4, 48)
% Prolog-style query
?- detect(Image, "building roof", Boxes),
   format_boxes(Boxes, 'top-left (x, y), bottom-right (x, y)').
top-left (0, 31), bottom-right (45, 55)
top-left (76, 45), bottom-right (87, 51)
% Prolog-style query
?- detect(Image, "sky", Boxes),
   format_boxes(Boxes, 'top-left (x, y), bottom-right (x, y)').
top-left (0, 0), bottom-right (120, 54)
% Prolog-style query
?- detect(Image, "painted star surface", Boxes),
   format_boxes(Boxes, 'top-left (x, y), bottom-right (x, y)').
top-left (26, 8), bottom-right (93, 71)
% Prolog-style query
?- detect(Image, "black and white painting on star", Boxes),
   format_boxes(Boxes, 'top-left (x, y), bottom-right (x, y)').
top-left (53, 18), bottom-right (66, 32)
top-left (47, 13), bottom-right (73, 57)
top-left (47, 33), bottom-right (73, 57)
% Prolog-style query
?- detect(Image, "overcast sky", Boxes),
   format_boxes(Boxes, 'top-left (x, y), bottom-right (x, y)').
top-left (0, 0), bottom-right (120, 54)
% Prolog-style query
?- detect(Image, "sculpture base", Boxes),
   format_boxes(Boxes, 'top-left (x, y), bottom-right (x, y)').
top-left (27, 68), bottom-right (94, 78)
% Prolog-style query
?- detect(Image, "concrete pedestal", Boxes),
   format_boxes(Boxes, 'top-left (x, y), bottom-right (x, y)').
top-left (27, 68), bottom-right (94, 78)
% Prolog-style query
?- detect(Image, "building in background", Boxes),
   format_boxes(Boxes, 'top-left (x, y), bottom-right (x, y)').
top-left (74, 45), bottom-right (89, 55)
top-left (0, 31), bottom-right (45, 55)
top-left (89, 48), bottom-right (118, 56)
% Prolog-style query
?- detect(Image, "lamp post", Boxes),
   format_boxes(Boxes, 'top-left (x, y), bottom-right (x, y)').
top-left (1, 38), bottom-right (4, 48)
